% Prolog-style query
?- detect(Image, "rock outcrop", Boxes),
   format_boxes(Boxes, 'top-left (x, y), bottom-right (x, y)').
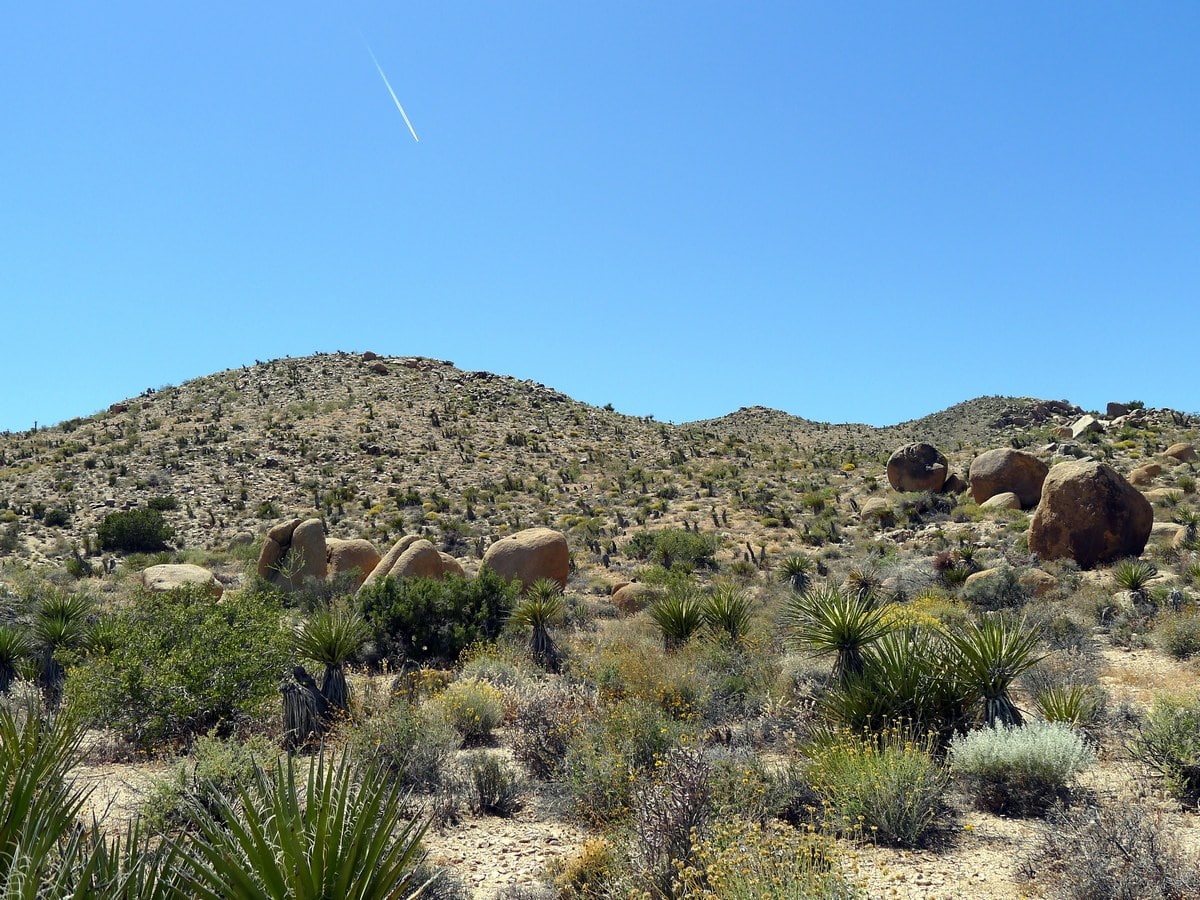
top-left (482, 527), bottom-right (570, 591)
top-left (1028, 461), bottom-right (1153, 569)
top-left (327, 538), bottom-right (383, 588)
top-left (140, 564), bottom-right (223, 598)
top-left (968, 448), bottom-right (1049, 508)
top-left (357, 535), bottom-right (463, 593)
top-left (257, 517), bottom-right (326, 589)
top-left (886, 443), bottom-right (948, 493)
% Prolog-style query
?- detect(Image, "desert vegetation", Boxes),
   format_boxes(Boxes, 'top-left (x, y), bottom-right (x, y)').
top-left (2, 352), bottom-right (1199, 897)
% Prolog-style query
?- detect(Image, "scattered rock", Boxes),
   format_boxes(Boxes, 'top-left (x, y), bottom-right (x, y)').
top-left (140, 564), bottom-right (223, 598)
top-left (968, 449), bottom-right (1049, 508)
top-left (1070, 415), bottom-right (1104, 440)
top-left (482, 527), bottom-right (570, 591)
top-left (1164, 442), bottom-right (1197, 462)
top-left (1028, 460), bottom-right (1153, 569)
top-left (886, 443), bottom-right (948, 493)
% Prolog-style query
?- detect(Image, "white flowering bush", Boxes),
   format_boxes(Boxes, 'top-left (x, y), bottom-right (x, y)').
top-left (949, 720), bottom-right (1095, 816)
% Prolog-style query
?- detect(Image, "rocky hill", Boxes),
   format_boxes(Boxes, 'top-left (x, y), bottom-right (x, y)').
top-left (0, 351), bottom-right (1193, 579)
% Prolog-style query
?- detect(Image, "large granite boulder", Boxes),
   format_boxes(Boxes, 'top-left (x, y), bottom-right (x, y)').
top-left (886, 443), bottom-right (949, 493)
top-left (1028, 460), bottom-right (1153, 569)
top-left (482, 527), bottom-right (570, 592)
top-left (140, 564), bottom-right (223, 598)
top-left (327, 538), bottom-right (382, 589)
top-left (968, 448), bottom-right (1049, 508)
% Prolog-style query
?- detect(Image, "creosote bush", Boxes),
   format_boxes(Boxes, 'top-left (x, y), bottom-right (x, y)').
top-left (948, 721), bottom-right (1095, 817)
top-left (96, 507), bottom-right (174, 553)
top-left (431, 678), bottom-right (505, 744)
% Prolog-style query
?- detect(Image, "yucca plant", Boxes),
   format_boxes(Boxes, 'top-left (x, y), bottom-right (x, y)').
top-left (844, 567), bottom-right (885, 603)
top-left (294, 605), bottom-right (370, 715)
top-left (948, 615), bottom-right (1045, 726)
top-left (777, 555), bottom-right (815, 593)
top-left (648, 585), bottom-right (706, 651)
top-left (782, 585), bottom-right (891, 686)
top-left (1112, 558), bottom-right (1159, 601)
top-left (0, 624), bottom-right (34, 694)
top-left (703, 582), bottom-right (753, 643)
top-left (32, 591), bottom-right (92, 703)
top-left (171, 751), bottom-right (431, 900)
top-left (1034, 683), bottom-right (1102, 729)
top-left (511, 578), bottom-right (567, 671)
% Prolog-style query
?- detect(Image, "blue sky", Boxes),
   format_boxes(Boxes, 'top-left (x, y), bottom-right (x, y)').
top-left (3, 2), bottom-right (1198, 432)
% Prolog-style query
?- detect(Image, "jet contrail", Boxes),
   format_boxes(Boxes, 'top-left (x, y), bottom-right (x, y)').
top-left (363, 39), bottom-right (420, 142)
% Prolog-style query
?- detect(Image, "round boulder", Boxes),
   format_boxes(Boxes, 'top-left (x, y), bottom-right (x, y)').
top-left (1164, 442), bottom-right (1197, 463)
top-left (390, 540), bottom-right (446, 579)
top-left (1028, 460), bottom-right (1154, 569)
top-left (968, 449), bottom-right (1049, 508)
top-left (980, 491), bottom-right (1022, 511)
top-left (612, 582), bottom-right (661, 615)
top-left (886, 443), bottom-right (948, 493)
top-left (482, 527), bottom-right (570, 592)
top-left (140, 564), bottom-right (223, 598)
top-left (327, 538), bottom-right (382, 589)
top-left (286, 518), bottom-right (328, 586)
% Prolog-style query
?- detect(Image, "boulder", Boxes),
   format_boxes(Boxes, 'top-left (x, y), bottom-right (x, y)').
top-left (268, 518), bottom-right (303, 544)
top-left (1129, 463), bottom-right (1162, 486)
top-left (368, 362), bottom-right (390, 375)
top-left (327, 538), bottom-right (383, 589)
top-left (612, 582), bottom-right (661, 615)
top-left (980, 491), bottom-right (1022, 511)
top-left (1019, 569), bottom-right (1057, 598)
top-left (228, 530), bottom-right (256, 548)
top-left (140, 564), bottom-right (223, 598)
top-left (358, 534), bottom-right (425, 593)
top-left (482, 527), bottom-right (570, 591)
top-left (1164, 442), bottom-right (1197, 463)
top-left (968, 449), bottom-right (1049, 508)
top-left (860, 497), bottom-right (894, 525)
top-left (1151, 522), bottom-right (1185, 543)
top-left (943, 473), bottom-right (968, 494)
top-left (1070, 416), bottom-right (1104, 440)
top-left (256, 537), bottom-right (285, 579)
top-left (390, 540), bottom-right (445, 579)
top-left (886, 443), bottom-right (948, 493)
top-left (286, 518), bottom-right (328, 585)
top-left (1028, 460), bottom-right (1154, 569)
top-left (438, 553), bottom-right (466, 578)
top-left (1106, 402), bottom-right (1131, 418)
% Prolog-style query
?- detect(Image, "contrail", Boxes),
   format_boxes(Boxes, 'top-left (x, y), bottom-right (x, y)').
top-left (363, 39), bottom-right (420, 142)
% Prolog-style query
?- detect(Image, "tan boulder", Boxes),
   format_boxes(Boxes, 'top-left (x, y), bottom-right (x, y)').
top-left (1029, 460), bottom-right (1153, 569)
top-left (860, 497), bottom-right (894, 525)
top-left (968, 449), bottom-right (1049, 507)
top-left (358, 534), bottom-right (424, 593)
top-left (612, 582), bottom-right (661, 615)
top-left (140, 564), bottom-right (223, 598)
top-left (942, 473), bottom-right (968, 494)
top-left (1070, 416), bottom-right (1103, 440)
top-left (438, 553), bottom-right (466, 578)
top-left (256, 537), bottom-right (285, 579)
top-left (390, 540), bottom-right (445, 579)
top-left (1164, 442), bottom-right (1197, 462)
top-left (1019, 569), bottom-right (1057, 598)
top-left (1151, 522), bottom-right (1184, 543)
top-left (327, 538), bottom-right (382, 588)
top-left (1129, 463), bottom-right (1163, 486)
top-left (268, 518), bottom-right (303, 544)
top-left (980, 492), bottom-right (1022, 511)
top-left (286, 518), bottom-right (328, 586)
top-left (886, 443), bottom-right (948, 493)
top-left (482, 527), bottom-right (570, 591)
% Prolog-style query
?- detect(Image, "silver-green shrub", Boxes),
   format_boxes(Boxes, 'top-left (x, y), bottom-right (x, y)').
top-left (949, 720), bottom-right (1094, 816)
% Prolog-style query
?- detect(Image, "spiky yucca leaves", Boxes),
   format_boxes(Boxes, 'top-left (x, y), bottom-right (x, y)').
top-left (823, 628), bottom-right (972, 746)
top-left (948, 616), bottom-right (1045, 727)
top-left (703, 583), bottom-right (754, 643)
top-left (32, 591), bottom-right (92, 702)
top-left (294, 606), bottom-right (369, 715)
top-left (510, 579), bottom-right (566, 671)
top-left (1034, 683), bottom-right (1103, 729)
top-left (783, 585), bottom-right (891, 686)
top-left (171, 751), bottom-right (430, 900)
top-left (0, 625), bottom-right (34, 694)
top-left (648, 584), bottom-right (707, 651)
top-left (777, 555), bottom-right (815, 593)
top-left (1112, 558), bottom-right (1159, 601)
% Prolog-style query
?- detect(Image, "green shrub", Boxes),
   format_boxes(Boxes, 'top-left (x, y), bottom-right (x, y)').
top-left (461, 750), bottom-right (524, 816)
top-left (647, 584), bottom-right (707, 651)
top-left (41, 508), bottom-right (70, 528)
top-left (146, 495), bottom-right (179, 512)
top-left (96, 507), bottom-right (174, 553)
top-left (1157, 611), bottom-right (1200, 659)
top-left (782, 585), bottom-right (890, 686)
top-left (631, 748), bottom-right (710, 896)
top-left (64, 584), bottom-right (289, 748)
top-left (626, 529), bottom-right (717, 571)
top-left (358, 570), bottom-right (519, 666)
top-left (960, 563), bottom-right (1029, 610)
top-left (431, 678), bottom-right (504, 743)
top-left (511, 680), bottom-right (597, 780)
top-left (344, 699), bottom-right (457, 789)
top-left (805, 726), bottom-right (949, 847)
top-left (949, 721), bottom-right (1095, 816)
top-left (703, 582), bottom-right (754, 643)
top-left (1129, 693), bottom-right (1200, 806)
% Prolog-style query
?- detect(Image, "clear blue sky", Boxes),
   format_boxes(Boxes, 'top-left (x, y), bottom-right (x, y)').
top-left (4, 2), bottom-right (1198, 432)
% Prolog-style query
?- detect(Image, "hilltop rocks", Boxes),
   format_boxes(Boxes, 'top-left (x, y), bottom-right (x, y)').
top-left (886, 443), bottom-right (948, 493)
top-left (482, 527), bottom-right (570, 592)
top-left (140, 564), bottom-right (223, 598)
top-left (1070, 416), bottom-right (1103, 440)
top-left (327, 539), bottom-right (383, 589)
top-left (1028, 460), bottom-right (1153, 569)
top-left (968, 449), bottom-right (1048, 508)
top-left (1164, 442), bottom-right (1197, 463)
top-left (1106, 402), bottom-right (1131, 417)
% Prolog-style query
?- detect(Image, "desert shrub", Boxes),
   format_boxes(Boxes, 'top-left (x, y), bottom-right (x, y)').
top-left (1032, 683), bottom-right (1105, 730)
top-left (96, 507), bottom-right (174, 553)
top-left (572, 631), bottom-right (708, 719)
top-left (1020, 797), bottom-right (1200, 899)
top-left (41, 508), bottom-right (70, 528)
top-left (344, 699), bottom-right (457, 788)
top-left (1156, 610), bottom-right (1200, 659)
top-left (647, 583), bottom-right (707, 651)
top-left (677, 819), bottom-right (860, 900)
top-left (804, 726), bottom-right (949, 847)
top-left (460, 750), bottom-right (524, 816)
top-left (509, 579), bottom-right (566, 671)
top-left (630, 748), bottom-right (710, 896)
top-left (708, 750), bottom-right (817, 826)
top-left (458, 643), bottom-right (531, 688)
top-left (146, 495), bottom-right (179, 512)
top-left (549, 837), bottom-right (620, 900)
top-left (511, 679), bottom-right (598, 780)
top-left (357, 569), bottom-right (519, 666)
top-left (694, 633), bottom-right (777, 721)
top-left (564, 698), bottom-right (685, 825)
top-left (430, 677), bottom-right (503, 744)
top-left (1128, 693), bottom-right (1200, 806)
top-left (703, 582), bottom-right (754, 643)
top-left (626, 528), bottom-right (718, 571)
top-left (64, 584), bottom-right (289, 748)
top-left (948, 614), bottom-right (1045, 726)
top-left (948, 721), bottom-right (1094, 816)
top-left (960, 563), bottom-right (1029, 610)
